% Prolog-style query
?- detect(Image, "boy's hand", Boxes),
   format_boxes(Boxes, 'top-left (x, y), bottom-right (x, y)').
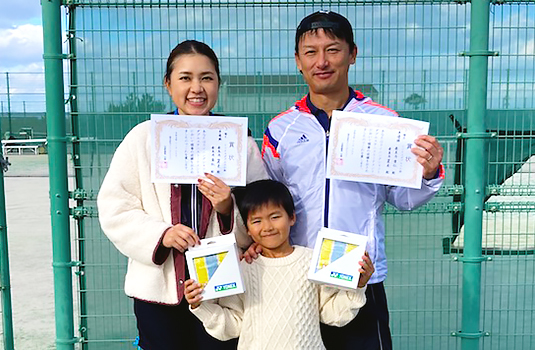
top-left (198, 173), bottom-right (233, 216)
top-left (357, 252), bottom-right (375, 288)
top-left (162, 224), bottom-right (200, 252)
top-left (241, 242), bottom-right (263, 264)
top-left (184, 279), bottom-right (204, 309)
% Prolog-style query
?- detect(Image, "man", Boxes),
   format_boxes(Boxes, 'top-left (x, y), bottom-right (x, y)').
top-left (261, 10), bottom-right (445, 350)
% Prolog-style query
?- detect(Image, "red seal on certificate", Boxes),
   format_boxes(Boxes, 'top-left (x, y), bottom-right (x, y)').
top-left (334, 158), bottom-right (344, 166)
top-left (159, 161), bottom-right (168, 169)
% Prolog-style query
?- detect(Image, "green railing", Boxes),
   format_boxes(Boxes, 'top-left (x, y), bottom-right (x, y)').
top-left (41, 0), bottom-right (535, 349)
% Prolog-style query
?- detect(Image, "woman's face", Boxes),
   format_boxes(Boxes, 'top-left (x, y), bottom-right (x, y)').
top-left (165, 53), bottom-right (219, 116)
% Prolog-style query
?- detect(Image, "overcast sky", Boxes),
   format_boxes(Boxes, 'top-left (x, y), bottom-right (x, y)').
top-left (0, 2), bottom-right (533, 112)
top-left (0, 0), bottom-right (43, 72)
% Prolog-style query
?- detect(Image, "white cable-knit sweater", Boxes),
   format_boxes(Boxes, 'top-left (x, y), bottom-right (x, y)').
top-left (191, 246), bottom-right (366, 349)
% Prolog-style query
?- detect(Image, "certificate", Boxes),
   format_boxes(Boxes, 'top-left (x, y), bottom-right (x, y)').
top-left (151, 114), bottom-right (248, 186)
top-left (326, 110), bottom-right (429, 189)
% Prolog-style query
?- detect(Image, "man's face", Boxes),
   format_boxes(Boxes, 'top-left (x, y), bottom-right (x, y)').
top-left (295, 28), bottom-right (357, 97)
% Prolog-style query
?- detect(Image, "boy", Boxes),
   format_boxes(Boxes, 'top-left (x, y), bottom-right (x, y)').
top-left (184, 179), bottom-right (374, 349)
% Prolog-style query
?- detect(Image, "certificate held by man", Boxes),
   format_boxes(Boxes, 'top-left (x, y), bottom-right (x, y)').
top-left (327, 110), bottom-right (430, 189)
top-left (151, 114), bottom-right (248, 186)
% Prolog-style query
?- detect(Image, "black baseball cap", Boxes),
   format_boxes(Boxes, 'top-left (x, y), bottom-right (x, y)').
top-left (295, 10), bottom-right (356, 53)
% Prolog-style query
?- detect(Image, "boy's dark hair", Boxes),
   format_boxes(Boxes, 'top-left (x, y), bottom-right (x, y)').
top-left (295, 10), bottom-right (356, 53)
top-left (236, 180), bottom-right (295, 226)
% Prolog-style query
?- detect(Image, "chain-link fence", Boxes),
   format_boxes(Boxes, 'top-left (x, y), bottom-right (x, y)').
top-left (38, 0), bottom-right (535, 349)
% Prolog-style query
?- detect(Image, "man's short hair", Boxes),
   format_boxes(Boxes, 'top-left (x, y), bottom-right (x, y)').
top-left (295, 10), bottom-right (356, 53)
top-left (236, 180), bottom-right (295, 226)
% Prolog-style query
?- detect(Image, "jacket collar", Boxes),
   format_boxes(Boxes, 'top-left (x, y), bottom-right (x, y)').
top-left (295, 87), bottom-right (361, 132)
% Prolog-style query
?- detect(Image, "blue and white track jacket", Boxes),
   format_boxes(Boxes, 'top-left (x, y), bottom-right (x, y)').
top-left (262, 90), bottom-right (445, 284)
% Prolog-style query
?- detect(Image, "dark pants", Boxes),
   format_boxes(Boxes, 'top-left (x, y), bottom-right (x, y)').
top-left (320, 282), bottom-right (392, 350)
top-left (134, 298), bottom-right (238, 350)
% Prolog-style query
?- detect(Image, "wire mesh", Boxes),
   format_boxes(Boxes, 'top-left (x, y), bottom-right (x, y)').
top-left (0, 72), bottom-right (48, 139)
top-left (59, 1), bottom-right (535, 349)
top-left (481, 4), bottom-right (535, 350)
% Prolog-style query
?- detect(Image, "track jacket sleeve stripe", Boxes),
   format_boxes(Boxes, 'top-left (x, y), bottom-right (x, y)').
top-left (262, 128), bottom-right (280, 159)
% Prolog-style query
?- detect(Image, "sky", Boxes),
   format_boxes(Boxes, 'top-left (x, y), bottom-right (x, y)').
top-left (0, 0), bottom-right (44, 72)
top-left (0, 1), bottom-right (533, 114)
top-left (0, 0), bottom-right (46, 115)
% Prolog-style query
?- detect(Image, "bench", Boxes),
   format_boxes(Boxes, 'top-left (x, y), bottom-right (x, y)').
top-left (1, 139), bottom-right (47, 155)
top-left (2, 144), bottom-right (40, 155)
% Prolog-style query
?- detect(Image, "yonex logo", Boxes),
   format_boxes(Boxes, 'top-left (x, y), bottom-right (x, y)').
top-left (214, 282), bottom-right (237, 292)
top-left (330, 271), bottom-right (353, 282)
top-left (297, 134), bottom-right (309, 144)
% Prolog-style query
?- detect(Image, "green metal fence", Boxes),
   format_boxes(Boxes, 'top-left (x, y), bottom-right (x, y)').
top-left (0, 116), bottom-right (15, 350)
top-left (41, 0), bottom-right (535, 349)
top-left (0, 72), bottom-right (49, 139)
top-left (0, 72), bottom-right (47, 350)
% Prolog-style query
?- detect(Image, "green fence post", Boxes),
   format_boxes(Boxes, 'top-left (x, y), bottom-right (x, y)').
top-left (5, 73), bottom-right (12, 138)
top-left (41, 0), bottom-right (76, 349)
top-left (461, 0), bottom-right (491, 349)
top-left (66, 4), bottom-right (89, 347)
top-left (0, 142), bottom-right (14, 350)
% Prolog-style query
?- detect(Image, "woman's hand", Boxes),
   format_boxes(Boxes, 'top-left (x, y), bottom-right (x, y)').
top-left (198, 173), bottom-right (233, 215)
top-left (241, 242), bottom-right (262, 264)
top-left (184, 279), bottom-right (204, 309)
top-left (162, 224), bottom-right (200, 252)
top-left (357, 252), bottom-right (375, 288)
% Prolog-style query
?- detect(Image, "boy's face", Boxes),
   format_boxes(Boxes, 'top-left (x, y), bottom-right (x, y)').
top-left (246, 202), bottom-right (296, 257)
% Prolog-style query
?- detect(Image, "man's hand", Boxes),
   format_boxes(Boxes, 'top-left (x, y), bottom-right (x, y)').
top-left (412, 135), bottom-right (444, 180)
top-left (198, 173), bottom-right (233, 215)
top-left (357, 252), bottom-right (375, 288)
top-left (184, 279), bottom-right (204, 309)
top-left (241, 242), bottom-right (262, 264)
top-left (162, 224), bottom-right (200, 253)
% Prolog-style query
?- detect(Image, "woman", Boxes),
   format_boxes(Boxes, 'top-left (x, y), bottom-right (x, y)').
top-left (97, 40), bottom-right (267, 350)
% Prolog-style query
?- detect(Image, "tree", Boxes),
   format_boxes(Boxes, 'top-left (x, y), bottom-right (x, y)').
top-left (107, 93), bottom-right (166, 113)
top-left (404, 93), bottom-right (427, 110)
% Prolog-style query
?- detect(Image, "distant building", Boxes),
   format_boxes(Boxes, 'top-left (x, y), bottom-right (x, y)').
top-left (218, 74), bottom-right (379, 116)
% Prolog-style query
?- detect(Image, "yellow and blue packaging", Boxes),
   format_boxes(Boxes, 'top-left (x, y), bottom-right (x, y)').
top-left (185, 234), bottom-right (245, 300)
top-left (308, 227), bottom-right (368, 290)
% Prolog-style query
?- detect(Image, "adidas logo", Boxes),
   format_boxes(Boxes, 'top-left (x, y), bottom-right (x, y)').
top-left (297, 134), bottom-right (309, 144)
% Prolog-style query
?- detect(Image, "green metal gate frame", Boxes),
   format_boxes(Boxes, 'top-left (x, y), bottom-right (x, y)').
top-left (42, 1), bottom-right (77, 348)
top-left (459, 0), bottom-right (490, 347)
top-left (0, 114), bottom-right (14, 350)
top-left (41, 1), bottom-right (534, 349)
